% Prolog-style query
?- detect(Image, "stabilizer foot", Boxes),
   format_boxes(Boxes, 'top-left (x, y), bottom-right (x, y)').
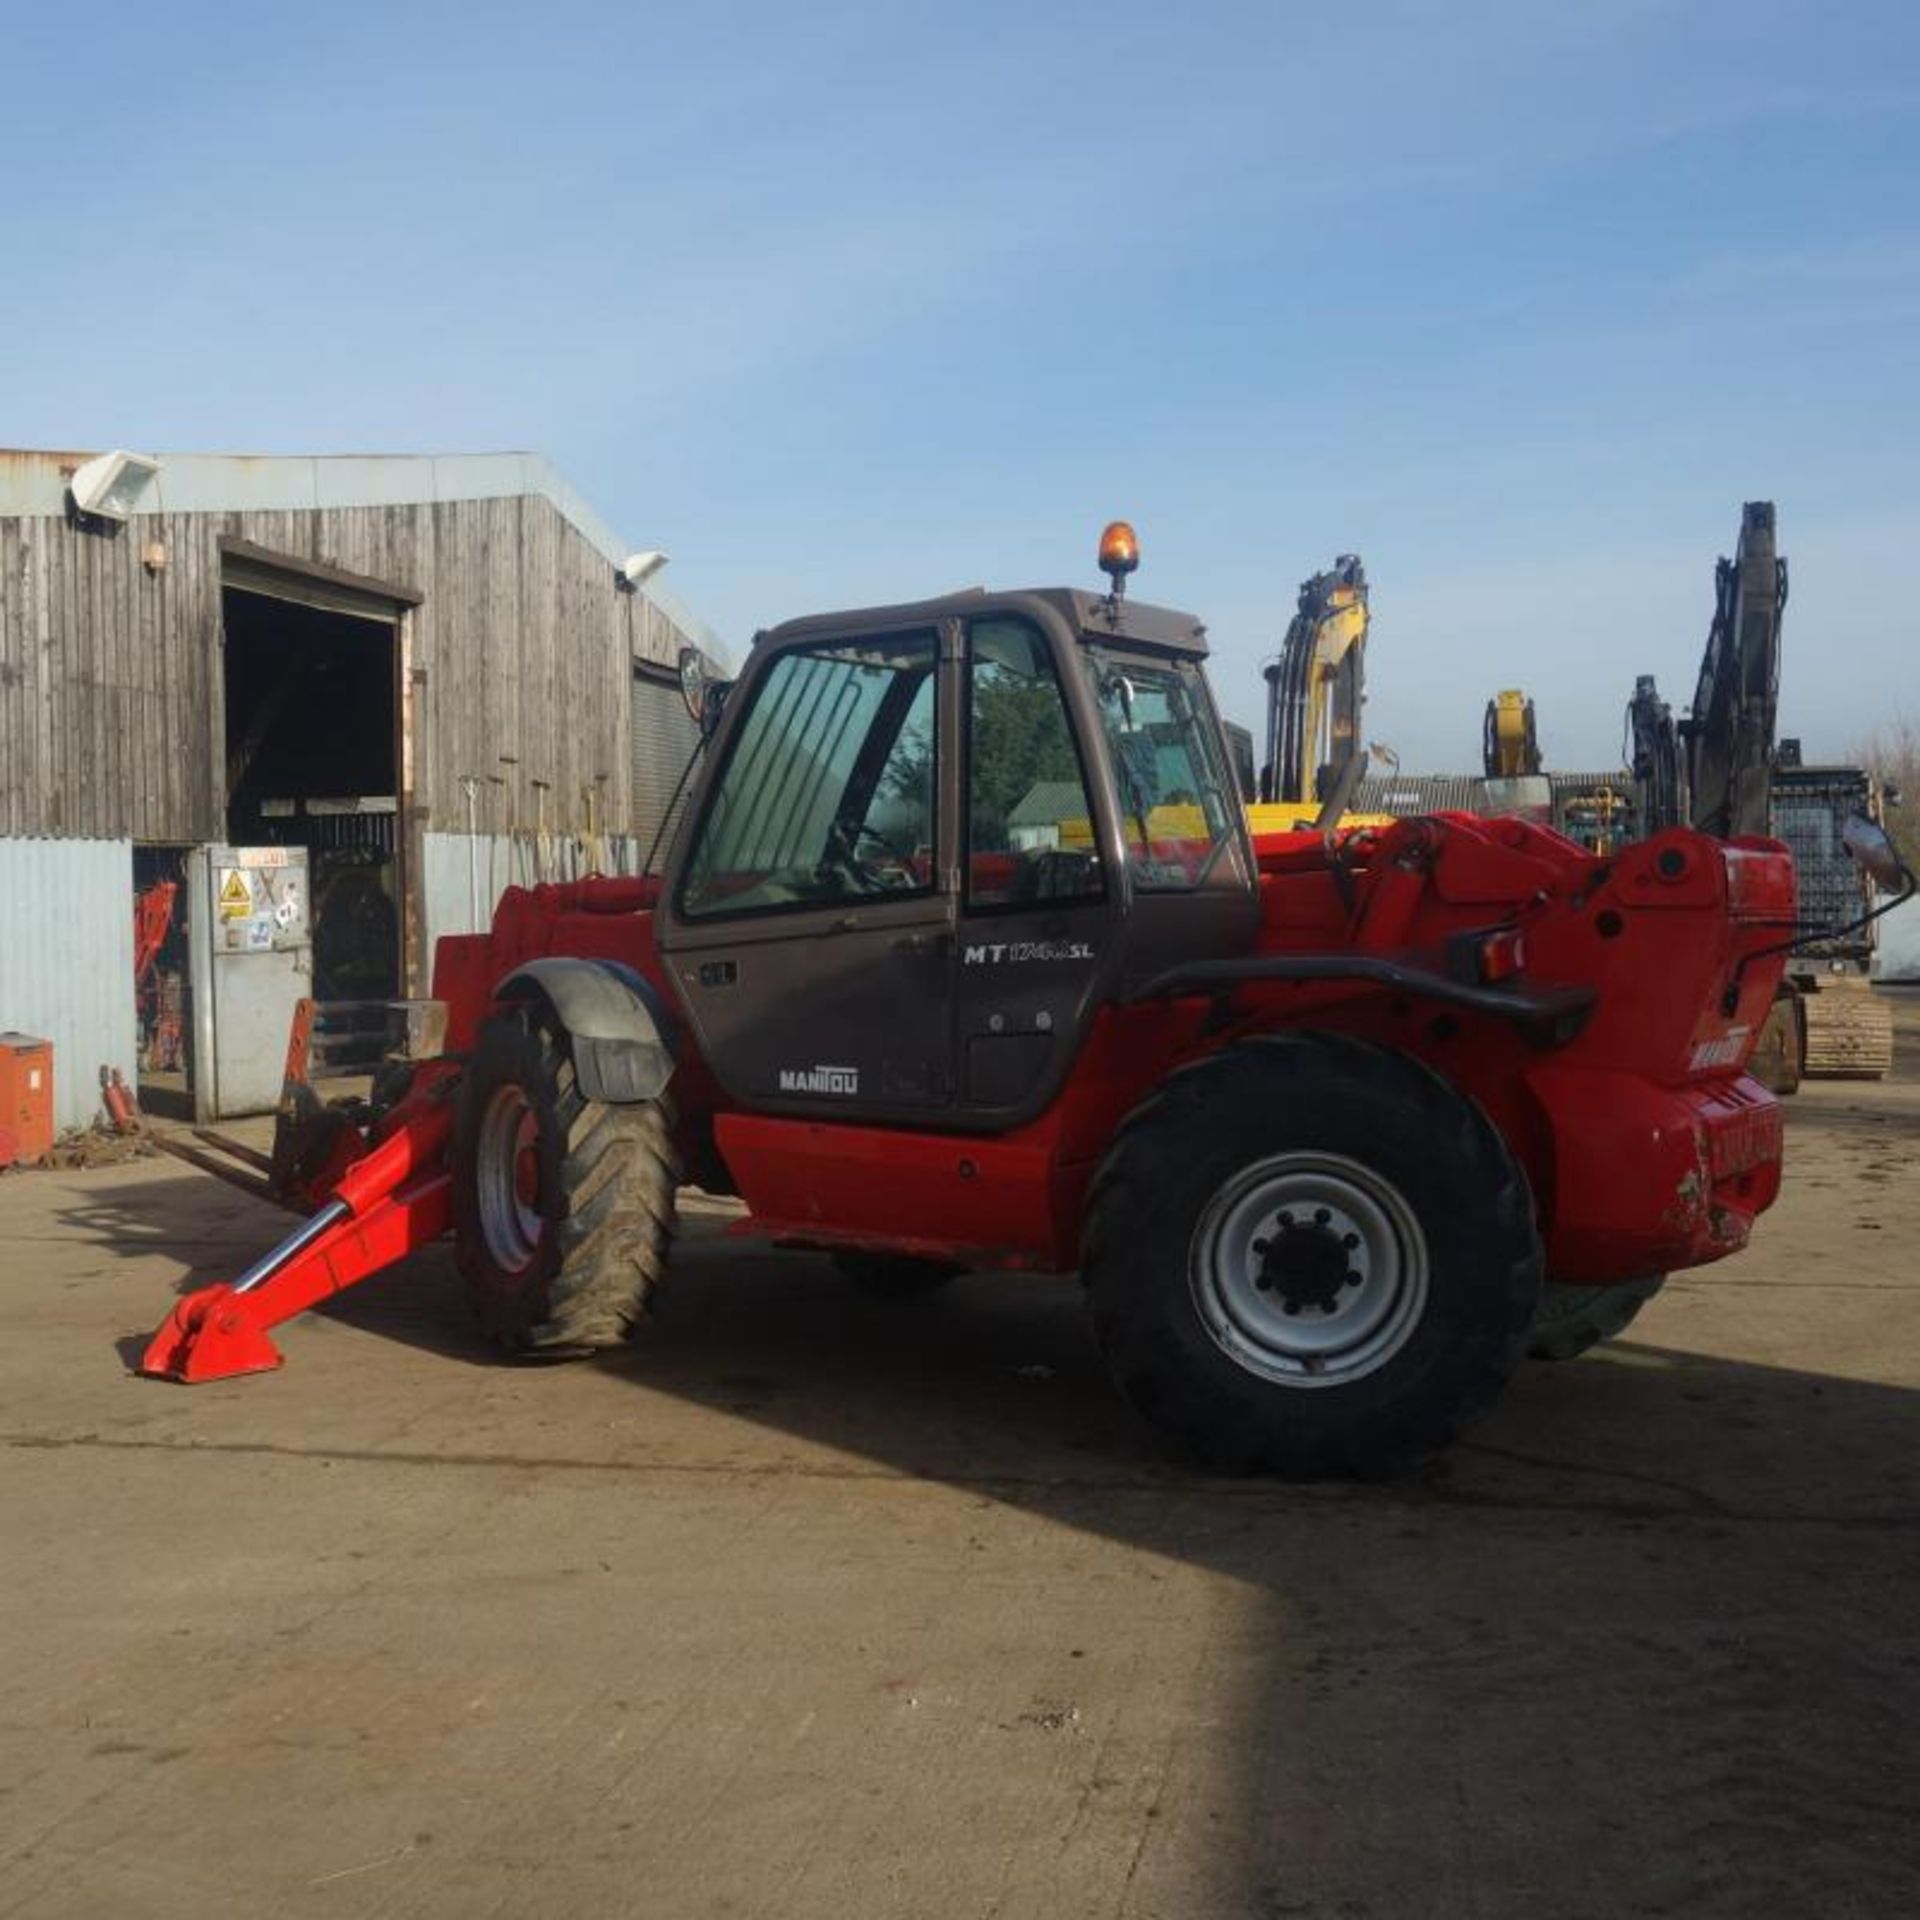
top-left (140, 1286), bottom-right (286, 1383)
top-left (135, 1087), bottom-right (455, 1385)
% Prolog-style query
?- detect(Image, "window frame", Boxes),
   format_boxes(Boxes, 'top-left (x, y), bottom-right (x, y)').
top-left (1081, 644), bottom-right (1245, 896)
top-left (962, 614), bottom-right (1109, 917)
top-left (673, 629), bottom-right (942, 925)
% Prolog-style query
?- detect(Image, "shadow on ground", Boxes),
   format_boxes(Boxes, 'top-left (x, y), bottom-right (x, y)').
top-left (59, 1071), bottom-right (1920, 1918)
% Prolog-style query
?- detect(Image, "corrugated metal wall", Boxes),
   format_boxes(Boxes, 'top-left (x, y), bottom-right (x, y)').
top-left (1353, 774), bottom-right (1492, 814)
top-left (0, 837), bottom-right (137, 1131)
top-left (631, 668), bottom-right (700, 863)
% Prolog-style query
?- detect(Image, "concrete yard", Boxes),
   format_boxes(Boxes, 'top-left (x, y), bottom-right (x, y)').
top-left (3, 1011), bottom-right (1918, 1919)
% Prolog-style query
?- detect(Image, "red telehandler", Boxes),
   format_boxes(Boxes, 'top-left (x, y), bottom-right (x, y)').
top-left (143, 526), bottom-right (1816, 1477)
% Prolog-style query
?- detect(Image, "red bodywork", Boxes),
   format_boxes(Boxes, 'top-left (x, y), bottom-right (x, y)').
top-left (140, 812), bottom-right (1794, 1382)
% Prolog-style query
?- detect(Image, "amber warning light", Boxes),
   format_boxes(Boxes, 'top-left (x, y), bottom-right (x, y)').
top-left (1098, 520), bottom-right (1140, 598)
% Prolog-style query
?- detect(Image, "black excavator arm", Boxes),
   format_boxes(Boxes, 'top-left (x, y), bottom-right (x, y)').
top-left (1686, 501), bottom-right (1786, 839)
top-left (1627, 501), bottom-right (1785, 839)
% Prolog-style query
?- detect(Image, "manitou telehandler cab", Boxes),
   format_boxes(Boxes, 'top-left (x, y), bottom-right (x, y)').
top-left (145, 525), bottom-right (1818, 1477)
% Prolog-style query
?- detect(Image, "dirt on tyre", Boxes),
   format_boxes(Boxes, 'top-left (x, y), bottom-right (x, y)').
top-left (452, 1012), bottom-right (679, 1354)
top-left (1083, 1033), bottom-right (1541, 1479)
top-left (1527, 1275), bottom-right (1665, 1362)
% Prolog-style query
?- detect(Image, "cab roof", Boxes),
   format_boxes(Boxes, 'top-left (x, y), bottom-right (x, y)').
top-left (754, 587), bottom-right (1210, 659)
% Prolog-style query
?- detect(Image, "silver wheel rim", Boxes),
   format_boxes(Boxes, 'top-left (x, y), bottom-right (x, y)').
top-left (1189, 1150), bottom-right (1430, 1389)
top-left (476, 1084), bottom-right (544, 1274)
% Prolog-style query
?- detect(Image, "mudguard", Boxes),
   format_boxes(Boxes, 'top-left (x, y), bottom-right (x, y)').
top-left (496, 957), bottom-right (676, 1103)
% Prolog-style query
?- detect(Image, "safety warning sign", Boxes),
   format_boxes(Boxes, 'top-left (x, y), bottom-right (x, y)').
top-left (217, 869), bottom-right (253, 920)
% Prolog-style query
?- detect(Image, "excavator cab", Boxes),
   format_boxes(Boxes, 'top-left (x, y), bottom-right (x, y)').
top-left (655, 560), bottom-right (1257, 1128)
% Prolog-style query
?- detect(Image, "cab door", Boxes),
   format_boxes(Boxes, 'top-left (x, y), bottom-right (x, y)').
top-left (951, 614), bottom-right (1116, 1122)
top-left (656, 627), bottom-right (957, 1120)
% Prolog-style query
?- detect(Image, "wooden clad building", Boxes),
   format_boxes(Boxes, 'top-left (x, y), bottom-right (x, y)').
top-left (0, 449), bottom-right (722, 1127)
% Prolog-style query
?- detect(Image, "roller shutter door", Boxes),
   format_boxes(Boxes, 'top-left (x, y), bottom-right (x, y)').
top-left (632, 667), bottom-right (700, 859)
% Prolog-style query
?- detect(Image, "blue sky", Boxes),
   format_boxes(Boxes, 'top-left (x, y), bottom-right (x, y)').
top-left (6, 0), bottom-right (1918, 768)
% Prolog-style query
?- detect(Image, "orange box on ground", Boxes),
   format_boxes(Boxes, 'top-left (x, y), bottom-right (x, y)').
top-left (0, 1034), bottom-right (54, 1166)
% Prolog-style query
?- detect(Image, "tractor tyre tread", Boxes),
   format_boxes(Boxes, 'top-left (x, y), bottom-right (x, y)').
top-left (454, 1014), bottom-right (677, 1356)
top-left (544, 1096), bottom-right (678, 1347)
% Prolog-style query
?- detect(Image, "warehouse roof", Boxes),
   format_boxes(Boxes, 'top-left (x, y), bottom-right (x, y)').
top-left (0, 446), bottom-right (723, 660)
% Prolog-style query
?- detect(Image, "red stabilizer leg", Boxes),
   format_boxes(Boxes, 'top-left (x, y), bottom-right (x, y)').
top-left (140, 1286), bottom-right (285, 1382)
top-left (137, 1097), bottom-right (456, 1384)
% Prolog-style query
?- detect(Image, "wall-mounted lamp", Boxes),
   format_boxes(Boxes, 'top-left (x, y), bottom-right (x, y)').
top-left (616, 550), bottom-right (669, 592)
top-left (68, 449), bottom-right (161, 522)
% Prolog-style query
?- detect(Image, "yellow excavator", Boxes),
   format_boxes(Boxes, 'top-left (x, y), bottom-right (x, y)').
top-left (1469, 686), bottom-right (1556, 825)
top-left (1482, 690), bottom-right (1541, 778)
top-left (1246, 556), bottom-right (1389, 835)
top-left (1064, 546), bottom-right (1384, 853)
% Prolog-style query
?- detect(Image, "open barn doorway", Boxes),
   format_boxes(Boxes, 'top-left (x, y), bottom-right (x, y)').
top-left (220, 565), bottom-right (405, 1005)
top-left (132, 844), bottom-right (195, 1118)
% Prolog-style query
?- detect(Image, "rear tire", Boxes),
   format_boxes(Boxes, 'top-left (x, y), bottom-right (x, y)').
top-left (833, 1251), bottom-right (962, 1299)
top-left (1527, 1275), bottom-right (1665, 1362)
top-left (1083, 1034), bottom-right (1541, 1479)
top-left (453, 1012), bottom-right (678, 1354)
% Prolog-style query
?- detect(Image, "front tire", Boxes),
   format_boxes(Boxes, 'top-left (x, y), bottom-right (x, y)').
top-left (1084, 1034), bottom-right (1541, 1478)
top-left (453, 1013), bottom-right (678, 1353)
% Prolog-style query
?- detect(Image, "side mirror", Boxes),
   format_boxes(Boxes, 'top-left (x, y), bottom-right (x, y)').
top-left (1102, 671), bottom-right (1139, 733)
top-left (677, 647), bottom-right (708, 722)
top-left (1842, 814), bottom-right (1911, 892)
top-left (677, 647), bottom-right (732, 739)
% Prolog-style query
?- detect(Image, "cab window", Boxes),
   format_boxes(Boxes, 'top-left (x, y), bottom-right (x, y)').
top-left (966, 619), bottom-right (1104, 908)
top-left (679, 633), bottom-right (936, 919)
top-left (1087, 650), bottom-right (1241, 891)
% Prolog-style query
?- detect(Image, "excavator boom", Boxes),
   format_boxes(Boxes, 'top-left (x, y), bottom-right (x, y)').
top-left (1687, 501), bottom-right (1785, 840)
top-left (1622, 502), bottom-right (1901, 1090)
top-left (1259, 556), bottom-right (1369, 811)
top-left (1625, 502), bottom-right (1785, 841)
top-left (1482, 690), bottom-right (1541, 779)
